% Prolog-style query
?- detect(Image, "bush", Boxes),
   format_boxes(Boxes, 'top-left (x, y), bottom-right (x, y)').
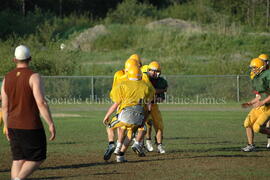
top-left (0, 41), bottom-right (80, 76)
top-left (105, 0), bottom-right (158, 24)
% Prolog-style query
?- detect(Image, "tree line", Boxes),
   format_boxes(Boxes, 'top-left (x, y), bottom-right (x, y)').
top-left (1, 0), bottom-right (270, 30)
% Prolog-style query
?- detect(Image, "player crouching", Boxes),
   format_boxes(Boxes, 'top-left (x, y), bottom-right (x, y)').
top-left (103, 66), bottom-right (154, 162)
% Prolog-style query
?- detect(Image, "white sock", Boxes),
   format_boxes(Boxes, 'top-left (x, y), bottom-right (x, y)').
top-left (267, 138), bottom-right (270, 145)
top-left (134, 140), bottom-right (140, 145)
top-left (116, 142), bottom-right (122, 149)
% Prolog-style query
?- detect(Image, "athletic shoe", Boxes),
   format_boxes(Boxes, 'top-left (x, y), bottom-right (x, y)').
top-left (131, 143), bottom-right (145, 157)
top-left (157, 144), bottom-right (166, 154)
top-left (103, 144), bottom-right (115, 161)
top-left (267, 143), bottom-right (270, 149)
top-left (145, 140), bottom-right (154, 152)
top-left (116, 155), bottom-right (127, 163)
top-left (241, 144), bottom-right (255, 152)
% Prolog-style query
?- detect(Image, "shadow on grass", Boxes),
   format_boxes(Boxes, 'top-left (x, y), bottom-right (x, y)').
top-left (40, 162), bottom-right (110, 171)
top-left (187, 154), bottom-right (263, 158)
top-left (51, 141), bottom-right (79, 145)
top-left (165, 137), bottom-right (215, 140)
top-left (28, 176), bottom-right (65, 180)
top-left (93, 171), bottom-right (122, 176)
top-left (169, 146), bottom-right (270, 153)
top-left (189, 141), bottom-right (232, 145)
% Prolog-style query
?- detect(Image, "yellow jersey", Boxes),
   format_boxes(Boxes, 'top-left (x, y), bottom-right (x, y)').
top-left (110, 80), bottom-right (155, 113)
top-left (142, 72), bottom-right (156, 95)
top-left (112, 69), bottom-right (125, 89)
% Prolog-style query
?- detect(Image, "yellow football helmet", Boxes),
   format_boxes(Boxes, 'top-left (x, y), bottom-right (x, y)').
top-left (148, 61), bottom-right (161, 71)
top-left (258, 54), bottom-right (269, 61)
top-left (129, 54), bottom-right (142, 67)
top-left (141, 65), bottom-right (149, 73)
top-left (250, 71), bottom-right (256, 80)
top-left (127, 66), bottom-right (142, 80)
top-left (125, 58), bottom-right (139, 72)
top-left (249, 58), bottom-right (265, 78)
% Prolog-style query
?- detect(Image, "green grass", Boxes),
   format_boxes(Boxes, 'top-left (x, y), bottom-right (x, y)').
top-left (1, 104), bottom-right (270, 179)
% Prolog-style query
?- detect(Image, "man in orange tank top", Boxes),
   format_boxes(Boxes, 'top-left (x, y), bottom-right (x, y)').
top-left (1, 45), bottom-right (56, 180)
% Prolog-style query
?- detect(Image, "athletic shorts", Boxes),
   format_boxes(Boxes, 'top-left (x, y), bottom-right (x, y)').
top-left (8, 128), bottom-right (47, 161)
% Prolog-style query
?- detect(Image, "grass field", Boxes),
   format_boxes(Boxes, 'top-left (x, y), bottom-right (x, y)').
top-left (1, 103), bottom-right (270, 180)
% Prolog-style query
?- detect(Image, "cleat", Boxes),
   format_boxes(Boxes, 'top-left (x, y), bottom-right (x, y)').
top-left (267, 144), bottom-right (270, 149)
top-left (103, 144), bottom-right (115, 161)
top-left (145, 140), bottom-right (154, 152)
top-left (157, 144), bottom-right (165, 154)
top-left (131, 143), bottom-right (146, 157)
top-left (116, 155), bottom-right (127, 163)
top-left (241, 144), bottom-right (255, 152)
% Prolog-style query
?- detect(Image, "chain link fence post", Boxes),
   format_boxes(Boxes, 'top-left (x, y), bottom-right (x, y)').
top-left (91, 76), bottom-right (94, 102)
top-left (236, 75), bottom-right (240, 102)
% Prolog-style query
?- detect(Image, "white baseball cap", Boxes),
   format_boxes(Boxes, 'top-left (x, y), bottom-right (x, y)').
top-left (14, 45), bottom-right (31, 60)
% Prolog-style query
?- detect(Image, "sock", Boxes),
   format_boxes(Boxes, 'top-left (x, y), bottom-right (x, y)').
top-left (134, 140), bottom-right (140, 145)
top-left (116, 142), bottom-right (122, 148)
top-left (268, 138), bottom-right (270, 145)
top-left (109, 141), bottom-right (114, 145)
top-left (119, 151), bottom-right (125, 156)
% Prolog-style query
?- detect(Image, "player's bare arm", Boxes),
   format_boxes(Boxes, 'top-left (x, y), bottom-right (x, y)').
top-left (103, 102), bottom-right (119, 126)
top-left (30, 73), bottom-right (56, 141)
top-left (252, 95), bottom-right (270, 108)
top-left (1, 79), bottom-right (9, 140)
top-left (242, 95), bottom-right (261, 108)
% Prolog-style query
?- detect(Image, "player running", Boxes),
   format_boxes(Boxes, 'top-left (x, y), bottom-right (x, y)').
top-left (242, 58), bottom-right (270, 152)
top-left (103, 66), bottom-right (154, 162)
top-left (257, 54), bottom-right (270, 148)
top-left (145, 61), bottom-right (168, 153)
top-left (103, 57), bottom-right (140, 161)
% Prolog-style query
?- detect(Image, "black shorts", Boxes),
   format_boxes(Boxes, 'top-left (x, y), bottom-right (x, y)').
top-left (8, 128), bottom-right (47, 161)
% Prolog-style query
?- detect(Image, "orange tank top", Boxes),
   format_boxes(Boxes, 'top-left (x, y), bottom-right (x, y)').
top-left (4, 67), bottom-right (43, 129)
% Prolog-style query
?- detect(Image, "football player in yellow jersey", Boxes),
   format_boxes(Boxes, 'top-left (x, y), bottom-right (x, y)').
top-left (104, 58), bottom-right (140, 161)
top-left (103, 66), bottom-right (154, 162)
top-left (111, 53), bottom-right (142, 90)
top-left (111, 58), bottom-right (139, 89)
top-left (146, 61), bottom-right (168, 154)
top-left (129, 54), bottom-right (142, 67)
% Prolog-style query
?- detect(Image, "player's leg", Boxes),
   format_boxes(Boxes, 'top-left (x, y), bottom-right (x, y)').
top-left (246, 127), bottom-right (254, 145)
top-left (103, 116), bottom-right (119, 160)
top-left (16, 160), bottom-right (44, 180)
top-left (266, 120), bottom-right (270, 148)
top-left (114, 126), bottom-right (127, 155)
top-left (11, 160), bottom-right (25, 179)
top-left (145, 118), bottom-right (154, 152)
top-left (116, 125), bottom-right (138, 162)
top-left (242, 108), bottom-right (258, 152)
top-left (131, 126), bottom-right (146, 157)
top-left (151, 104), bottom-right (165, 153)
top-left (253, 106), bottom-right (270, 135)
top-left (254, 117), bottom-right (270, 135)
